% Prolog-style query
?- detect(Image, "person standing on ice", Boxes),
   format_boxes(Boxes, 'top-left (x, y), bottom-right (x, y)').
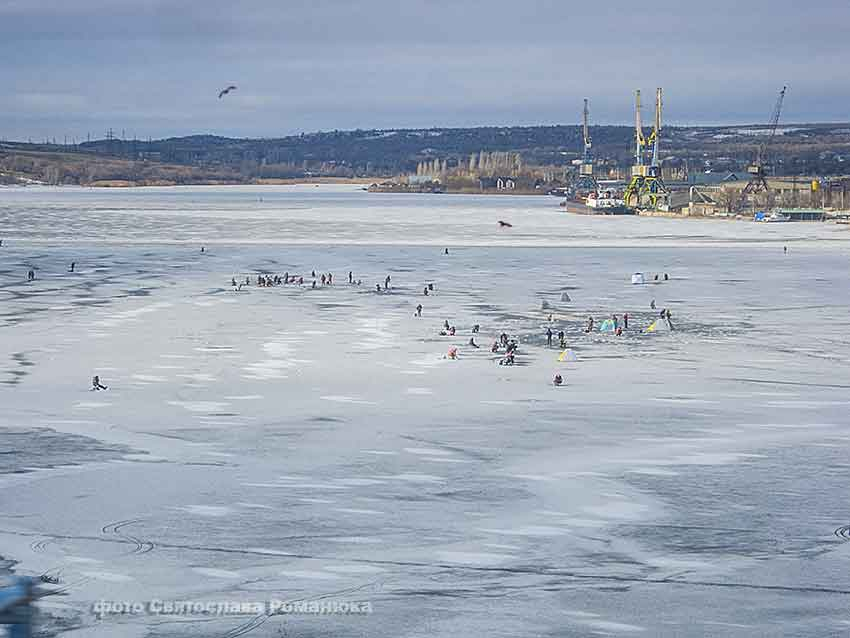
top-left (321, 274), bottom-right (326, 285)
top-left (623, 313), bottom-right (629, 329)
top-left (585, 317), bottom-right (594, 333)
top-left (650, 299), bottom-right (656, 310)
top-left (91, 375), bottom-right (108, 391)
top-left (558, 330), bottom-right (565, 348)
top-left (328, 273), bottom-right (333, 285)
top-left (546, 327), bottom-right (553, 347)
top-left (349, 271), bottom-right (353, 284)
top-left (385, 275), bottom-right (391, 289)
top-left (415, 304), bottom-right (422, 317)
top-left (612, 315), bottom-right (619, 330)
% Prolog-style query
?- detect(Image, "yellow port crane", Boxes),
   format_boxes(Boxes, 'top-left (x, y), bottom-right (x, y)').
top-left (624, 88), bottom-right (669, 210)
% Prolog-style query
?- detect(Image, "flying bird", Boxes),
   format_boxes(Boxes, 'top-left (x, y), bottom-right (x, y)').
top-left (218, 85), bottom-right (237, 99)
top-left (498, 220), bottom-right (513, 228)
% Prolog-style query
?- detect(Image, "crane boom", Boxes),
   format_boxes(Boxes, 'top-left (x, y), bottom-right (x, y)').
top-left (634, 90), bottom-right (645, 165)
top-left (650, 87), bottom-right (662, 168)
top-left (756, 86), bottom-right (786, 166)
top-left (742, 86), bottom-right (788, 204)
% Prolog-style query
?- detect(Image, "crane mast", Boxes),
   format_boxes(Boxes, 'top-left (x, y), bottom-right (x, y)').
top-left (634, 89), bottom-right (644, 166)
top-left (575, 98), bottom-right (598, 193)
top-left (582, 98), bottom-right (592, 164)
top-left (650, 87), bottom-right (662, 171)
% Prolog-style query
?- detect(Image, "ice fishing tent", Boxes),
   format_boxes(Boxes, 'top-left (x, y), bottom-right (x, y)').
top-left (558, 349), bottom-right (578, 362)
top-left (599, 319), bottom-right (615, 332)
top-left (541, 300), bottom-right (551, 310)
top-left (560, 292), bottom-right (571, 302)
top-left (631, 272), bottom-right (646, 285)
top-left (647, 318), bottom-right (670, 332)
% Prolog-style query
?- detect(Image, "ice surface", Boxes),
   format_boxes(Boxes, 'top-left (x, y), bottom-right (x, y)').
top-left (1, 185), bottom-right (850, 637)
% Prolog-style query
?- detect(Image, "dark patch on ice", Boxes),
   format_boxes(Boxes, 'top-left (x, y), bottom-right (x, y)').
top-left (433, 487), bottom-right (531, 502)
top-left (317, 303), bottom-right (354, 310)
top-left (309, 416), bottom-right (344, 423)
top-left (122, 287), bottom-right (153, 297)
top-left (0, 427), bottom-right (138, 474)
top-left (2, 352), bottom-right (35, 385)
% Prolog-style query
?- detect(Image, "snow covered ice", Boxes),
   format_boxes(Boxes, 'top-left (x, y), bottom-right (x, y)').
top-left (1, 184), bottom-right (850, 637)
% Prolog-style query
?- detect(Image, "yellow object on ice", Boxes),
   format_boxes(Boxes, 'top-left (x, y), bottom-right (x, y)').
top-left (647, 320), bottom-right (658, 332)
top-left (558, 349), bottom-right (577, 362)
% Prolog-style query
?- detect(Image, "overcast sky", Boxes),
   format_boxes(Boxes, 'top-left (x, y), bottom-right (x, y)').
top-left (2, 0), bottom-right (848, 141)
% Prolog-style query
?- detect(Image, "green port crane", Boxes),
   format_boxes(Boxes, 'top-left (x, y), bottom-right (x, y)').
top-left (575, 98), bottom-right (599, 192)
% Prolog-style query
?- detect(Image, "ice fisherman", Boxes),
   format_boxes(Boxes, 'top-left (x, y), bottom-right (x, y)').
top-left (91, 375), bottom-right (108, 391)
top-left (546, 327), bottom-right (553, 347)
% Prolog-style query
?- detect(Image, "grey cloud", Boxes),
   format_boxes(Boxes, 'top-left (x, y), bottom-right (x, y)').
top-left (1, 0), bottom-right (848, 140)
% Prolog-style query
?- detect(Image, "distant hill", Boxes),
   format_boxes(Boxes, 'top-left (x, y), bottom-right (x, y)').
top-left (2, 122), bottom-right (849, 185)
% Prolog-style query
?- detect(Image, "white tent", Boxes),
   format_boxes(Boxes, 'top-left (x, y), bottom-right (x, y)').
top-left (631, 273), bottom-right (646, 285)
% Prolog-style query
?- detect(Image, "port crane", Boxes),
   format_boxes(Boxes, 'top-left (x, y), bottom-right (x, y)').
top-left (741, 86), bottom-right (787, 204)
top-left (574, 98), bottom-right (598, 192)
top-left (624, 88), bottom-right (669, 210)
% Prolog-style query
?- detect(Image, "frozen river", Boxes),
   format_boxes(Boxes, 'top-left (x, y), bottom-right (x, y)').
top-left (1, 185), bottom-right (850, 637)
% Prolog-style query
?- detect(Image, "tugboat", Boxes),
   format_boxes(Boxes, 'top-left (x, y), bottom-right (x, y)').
top-left (585, 187), bottom-right (634, 215)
